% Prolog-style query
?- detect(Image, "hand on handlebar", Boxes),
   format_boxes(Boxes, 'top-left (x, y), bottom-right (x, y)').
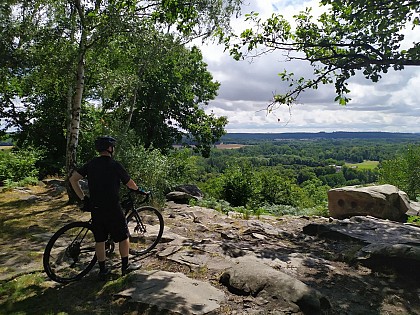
top-left (80, 196), bottom-right (91, 212)
top-left (132, 187), bottom-right (150, 196)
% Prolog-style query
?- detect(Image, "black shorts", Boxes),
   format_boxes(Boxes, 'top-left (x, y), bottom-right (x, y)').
top-left (91, 208), bottom-right (129, 243)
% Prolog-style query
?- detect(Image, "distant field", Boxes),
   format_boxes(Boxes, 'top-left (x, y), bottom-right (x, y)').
top-left (215, 144), bottom-right (247, 150)
top-left (0, 146), bottom-right (13, 150)
top-left (345, 160), bottom-right (379, 170)
top-left (173, 144), bottom-right (247, 150)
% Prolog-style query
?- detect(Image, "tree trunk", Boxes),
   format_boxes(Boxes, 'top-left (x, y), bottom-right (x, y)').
top-left (124, 65), bottom-right (144, 134)
top-left (64, 3), bottom-right (81, 203)
top-left (65, 41), bottom-right (86, 202)
top-left (65, 82), bottom-right (78, 203)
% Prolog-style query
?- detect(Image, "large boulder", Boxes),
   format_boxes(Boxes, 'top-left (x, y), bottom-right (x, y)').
top-left (328, 184), bottom-right (410, 221)
top-left (166, 184), bottom-right (203, 204)
top-left (219, 258), bottom-right (330, 315)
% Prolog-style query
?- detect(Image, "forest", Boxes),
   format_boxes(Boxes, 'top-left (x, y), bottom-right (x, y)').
top-left (2, 132), bottom-right (420, 219)
top-left (186, 135), bottom-right (420, 216)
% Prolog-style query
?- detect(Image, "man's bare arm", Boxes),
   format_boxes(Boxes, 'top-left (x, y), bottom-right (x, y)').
top-left (125, 179), bottom-right (139, 191)
top-left (69, 171), bottom-right (85, 200)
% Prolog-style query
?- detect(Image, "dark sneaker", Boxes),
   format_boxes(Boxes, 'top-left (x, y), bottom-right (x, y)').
top-left (98, 268), bottom-right (110, 281)
top-left (122, 263), bottom-right (142, 276)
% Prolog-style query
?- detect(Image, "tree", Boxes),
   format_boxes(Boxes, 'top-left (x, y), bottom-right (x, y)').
top-left (1, 0), bottom-right (242, 182)
top-left (224, 0), bottom-right (420, 108)
top-left (94, 29), bottom-right (226, 157)
top-left (221, 161), bottom-right (255, 207)
top-left (0, 1), bottom-right (74, 175)
top-left (379, 145), bottom-right (420, 199)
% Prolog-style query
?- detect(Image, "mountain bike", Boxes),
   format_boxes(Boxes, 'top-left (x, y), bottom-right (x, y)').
top-left (43, 191), bottom-right (164, 283)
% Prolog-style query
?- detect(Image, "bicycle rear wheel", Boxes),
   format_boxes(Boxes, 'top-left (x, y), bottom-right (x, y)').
top-left (127, 206), bottom-right (164, 255)
top-left (43, 221), bottom-right (97, 283)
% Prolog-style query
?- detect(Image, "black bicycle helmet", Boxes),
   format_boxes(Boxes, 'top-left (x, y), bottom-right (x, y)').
top-left (94, 136), bottom-right (117, 152)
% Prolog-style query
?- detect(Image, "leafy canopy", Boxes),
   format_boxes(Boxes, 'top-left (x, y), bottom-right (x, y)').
top-left (224, 0), bottom-right (420, 108)
top-left (0, 0), bottom-right (243, 177)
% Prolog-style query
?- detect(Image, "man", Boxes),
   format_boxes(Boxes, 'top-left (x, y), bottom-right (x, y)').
top-left (69, 135), bottom-right (146, 280)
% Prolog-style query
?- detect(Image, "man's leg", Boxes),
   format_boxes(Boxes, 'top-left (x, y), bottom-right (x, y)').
top-left (95, 242), bottom-right (109, 279)
top-left (96, 242), bottom-right (106, 261)
top-left (119, 238), bottom-right (129, 257)
top-left (119, 238), bottom-right (142, 275)
top-left (119, 238), bottom-right (130, 273)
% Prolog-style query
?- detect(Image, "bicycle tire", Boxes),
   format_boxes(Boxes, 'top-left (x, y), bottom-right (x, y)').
top-left (127, 206), bottom-right (164, 255)
top-left (43, 221), bottom-right (97, 283)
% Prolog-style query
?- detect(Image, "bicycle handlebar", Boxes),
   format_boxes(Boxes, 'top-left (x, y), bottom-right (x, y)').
top-left (128, 188), bottom-right (152, 203)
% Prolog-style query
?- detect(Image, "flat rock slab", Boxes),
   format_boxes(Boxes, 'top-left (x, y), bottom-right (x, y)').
top-left (116, 270), bottom-right (225, 315)
top-left (303, 216), bottom-right (420, 245)
top-left (303, 216), bottom-right (420, 273)
top-left (166, 250), bottom-right (233, 271)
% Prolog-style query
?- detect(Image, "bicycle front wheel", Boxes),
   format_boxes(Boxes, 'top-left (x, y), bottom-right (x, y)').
top-left (127, 206), bottom-right (164, 255)
top-left (43, 221), bottom-right (97, 283)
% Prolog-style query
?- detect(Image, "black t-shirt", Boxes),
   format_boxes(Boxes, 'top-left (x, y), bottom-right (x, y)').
top-left (77, 156), bottom-right (130, 210)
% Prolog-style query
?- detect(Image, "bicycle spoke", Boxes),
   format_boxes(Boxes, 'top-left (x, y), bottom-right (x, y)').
top-left (127, 207), bottom-right (164, 255)
top-left (43, 222), bottom-right (97, 283)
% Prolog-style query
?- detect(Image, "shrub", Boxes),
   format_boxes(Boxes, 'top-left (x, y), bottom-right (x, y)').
top-left (116, 141), bottom-right (196, 205)
top-left (3, 176), bottom-right (39, 189)
top-left (0, 147), bottom-right (42, 186)
top-left (117, 144), bottom-right (172, 205)
top-left (191, 197), bottom-right (232, 215)
top-left (407, 216), bottom-right (420, 226)
top-left (379, 145), bottom-right (420, 200)
top-left (220, 161), bottom-right (255, 207)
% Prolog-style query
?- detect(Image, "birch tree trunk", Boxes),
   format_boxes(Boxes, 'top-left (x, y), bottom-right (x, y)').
top-left (66, 52), bottom-right (84, 176)
top-left (65, 0), bottom-right (87, 202)
top-left (65, 50), bottom-right (85, 202)
top-left (124, 65), bottom-right (144, 134)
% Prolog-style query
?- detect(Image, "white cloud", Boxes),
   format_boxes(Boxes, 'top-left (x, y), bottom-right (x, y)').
top-left (200, 0), bottom-right (420, 133)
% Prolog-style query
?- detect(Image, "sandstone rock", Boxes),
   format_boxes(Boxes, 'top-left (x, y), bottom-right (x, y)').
top-left (407, 200), bottom-right (420, 216)
top-left (116, 270), bottom-right (225, 315)
top-left (303, 216), bottom-right (420, 276)
top-left (219, 258), bottom-right (331, 315)
top-left (328, 184), bottom-right (409, 221)
top-left (173, 184), bottom-right (203, 198)
top-left (166, 191), bottom-right (197, 204)
top-left (166, 185), bottom-right (204, 204)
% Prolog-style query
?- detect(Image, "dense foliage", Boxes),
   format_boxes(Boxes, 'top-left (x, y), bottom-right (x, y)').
top-left (0, 147), bottom-right (42, 188)
top-left (223, 0), bottom-right (420, 107)
top-left (2, 134), bottom-right (420, 216)
top-left (379, 144), bottom-right (420, 199)
top-left (185, 137), bottom-right (420, 215)
top-left (0, 0), bottom-right (242, 180)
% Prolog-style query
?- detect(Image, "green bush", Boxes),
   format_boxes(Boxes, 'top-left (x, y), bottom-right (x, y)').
top-left (0, 148), bottom-right (42, 186)
top-left (220, 161), bottom-right (255, 207)
top-left (3, 176), bottom-right (39, 189)
top-left (116, 140), bottom-right (195, 205)
top-left (407, 216), bottom-right (420, 226)
top-left (261, 203), bottom-right (328, 217)
top-left (117, 144), bottom-right (172, 204)
top-left (198, 174), bottom-right (224, 199)
top-left (379, 145), bottom-right (420, 200)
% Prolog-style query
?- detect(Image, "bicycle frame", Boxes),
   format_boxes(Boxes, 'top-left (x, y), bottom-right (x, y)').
top-left (43, 190), bottom-right (163, 283)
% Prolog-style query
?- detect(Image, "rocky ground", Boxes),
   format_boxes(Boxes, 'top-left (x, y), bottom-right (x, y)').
top-left (154, 202), bottom-right (420, 315)
top-left (0, 183), bottom-right (419, 314)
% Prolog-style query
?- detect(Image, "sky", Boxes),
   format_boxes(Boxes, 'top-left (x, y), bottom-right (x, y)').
top-left (198, 0), bottom-right (420, 133)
